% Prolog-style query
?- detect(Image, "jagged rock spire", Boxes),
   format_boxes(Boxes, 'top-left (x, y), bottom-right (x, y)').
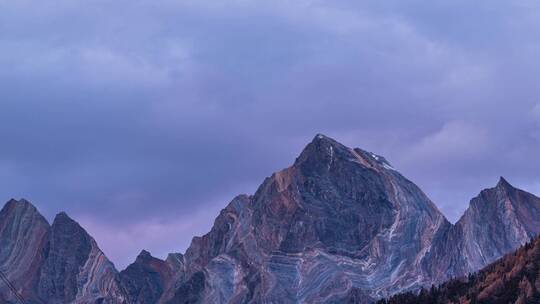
top-left (496, 176), bottom-right (514, 190)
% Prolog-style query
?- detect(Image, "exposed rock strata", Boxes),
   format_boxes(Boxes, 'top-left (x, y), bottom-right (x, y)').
top-left (159, 135), bottom-right (540, 303)
top-left (0, 201), bottom-right (124, 304)
top-left (0, 199), bottom-right (49, 303)
top-left (379, 234), bottom-right (540, 303)
top-left (1, 134), bottom-right (539, 303)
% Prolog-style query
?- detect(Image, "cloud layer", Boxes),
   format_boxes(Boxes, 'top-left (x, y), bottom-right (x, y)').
top-left (1, 0), bottom-right (539, 268)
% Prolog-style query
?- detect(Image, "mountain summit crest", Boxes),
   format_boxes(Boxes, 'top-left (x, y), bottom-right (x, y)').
top-left (1, 135), bottom-right (540, 303)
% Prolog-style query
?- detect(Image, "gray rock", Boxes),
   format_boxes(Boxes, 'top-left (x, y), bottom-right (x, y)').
top-left (0, 199), bottom-right (49, 303)
top-left (38, 212), bottom-right (125, 304)
top-left (2, 134), bottom-right (540, 303)
top-left (119, 250), bottom-right (175, 304)
top-left (160, 135), bottom-right (540, 303)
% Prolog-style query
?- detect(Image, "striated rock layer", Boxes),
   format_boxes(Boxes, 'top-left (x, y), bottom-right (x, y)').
top-left (119, 250), bottom-right (177, 304)
top-left (160, 134), bottom-right (451, 303)
top-left (0, 202), bottom-right (125, 304)
top-left (0, 199), bottom-right (49, 303)
top-left (379, 234), bottom-right (540, 303)
top-left (158, 135), bottom-right (540, 303)
top-left (1, 134), bottom-right (540, 303)
top-left (425, 177), bottom-right (540, 285)
top-left (38, 212), bottom-right (125, 304)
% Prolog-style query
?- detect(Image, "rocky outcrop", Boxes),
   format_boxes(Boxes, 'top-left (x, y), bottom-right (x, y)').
top-left (161, 134), bottom-right (454, 303)
top-left (1, 134), bottom-right (540, 303)
top-left (38, 212), bottom-right (125, 304)
top-left (160, 134), bottom-right (540, 303)
top-left (379, 235), bottom-right (540, 304)
top-left (456, 177), bottom-right (540, 269)
top-left (426, 177), bottom-right (540, 284)
top-left (0, 203), bottom-right (125, 304)
top-left (0, 199), bottom-right (49, 303)
top-left (119, 250), bottom-right (175, 304)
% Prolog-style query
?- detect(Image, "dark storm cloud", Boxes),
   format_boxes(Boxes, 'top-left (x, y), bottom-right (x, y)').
top-left (1, 0), bottom-right (539, 268)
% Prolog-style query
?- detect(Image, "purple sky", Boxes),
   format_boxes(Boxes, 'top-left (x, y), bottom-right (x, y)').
top-left (1, 0), bottom-right (540, 269)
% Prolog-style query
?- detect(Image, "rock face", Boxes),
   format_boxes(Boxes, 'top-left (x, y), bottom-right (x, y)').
top-left (456, 177), bottom-right (540, 269)
top-left (119, 250), bottom-right (176, 304)
top-left (38, 212), bottom-right (125, 304)
top-left (426, 177), bottom-right (540, 284)
top-left (0, 199), bottom-right (49, 303)
top-left (1, 134), bottom-right (540, 303)
top-left (159, 135), bottom-right (540, 303)
top-left (379, 234), bottom-right (540, 304)
top-left (0, 201), bottom-right (125, 304)
top-left (163, 134), bottom-right (451, 302)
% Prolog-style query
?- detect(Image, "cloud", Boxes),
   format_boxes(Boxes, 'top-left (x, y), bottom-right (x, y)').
top-left (532, 103), bottom-right (540, 118)
top-left (405, 121), bottom-right (489, 164)
top-left (1, 0), bottom-right (540, 265)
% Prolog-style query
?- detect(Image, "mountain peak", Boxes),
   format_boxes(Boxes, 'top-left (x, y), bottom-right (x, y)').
top-left (139, 249), bottom-right (151, 256)
top-left (0, 198), bottom-right (50, 303)
top-left (456, 175), bottom-right (540, 269)
top-left (6, 197), bottom-right (30, 205)
top-left (313, 133), bottom-right (333, 142)
top-left (40, 208), bottom-right (121, 303)
top-left (310, 133), bottom-right (346, 148)
top-left (1, 198), bottom-right (49, 228)
top-left (295, 134), bottom-right (397, 174)
top-left (136, 250), bottom-right (153, 262)
top-left (306, 133), bottom-right (344, 151)
top-left (4, 136), bottom-right (540, 303)
top-left (295, 133), bottom-right (354, 168)
top-left (3, 198), bottom-right (37, 213)
top-left (496, 176), bottom-right (513, 190)
top-left (53, 211), bottom-right (73, 223)
top-left (473, 177), bottom-right (516, 201)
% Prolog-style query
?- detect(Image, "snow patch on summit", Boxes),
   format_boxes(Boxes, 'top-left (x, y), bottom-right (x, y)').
top-left (370, 152), bottom-right (396, 171)
top-left (382, 162), bottom-right (395, 171)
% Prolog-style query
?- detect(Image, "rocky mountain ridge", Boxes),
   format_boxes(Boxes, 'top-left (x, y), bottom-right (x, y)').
top-left (378, 234), bottom-right (540, 303)
top-left (1, 134), bottom-right (539, 303)
top-left (0, 200), bottom-right (125, 304)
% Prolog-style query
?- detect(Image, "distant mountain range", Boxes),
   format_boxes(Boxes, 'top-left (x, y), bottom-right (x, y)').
top-left (1, 134), bottom-right (539, 303)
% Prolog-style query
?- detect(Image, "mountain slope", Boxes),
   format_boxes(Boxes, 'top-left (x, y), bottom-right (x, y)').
top-left (1, 134), bottom-right (540, 303)
top-left (38, 212), bottom-right (125, 304)
top-left (0, 202), bottom-right (125, 304)
top-left (119, 250), bottom-right (176, 304)
top-left (0, 199), bottom-right (49, 303)
top-left (457, 177), bottom-right (540, 269)
top-left (161, 134), bottom-right (452, 303)
top-left (160, 135), bottom-right (540, 303)
top-left (378, 235), bottom-right (540, 304)
top-left (426, 177), bottom-right (540, 284)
